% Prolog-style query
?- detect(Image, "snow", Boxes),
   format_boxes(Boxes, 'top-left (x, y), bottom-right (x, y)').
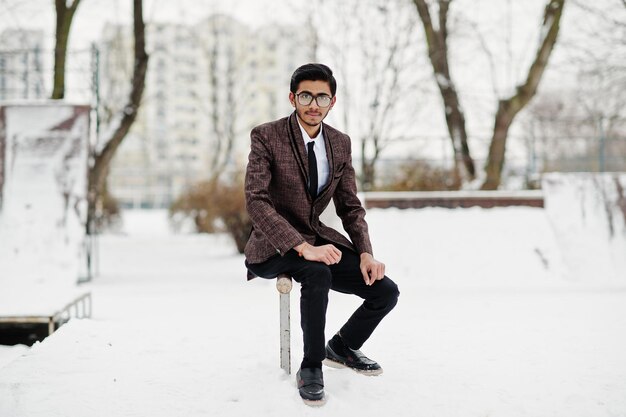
top-left (435, 72), bottom-right (451, 89)
top-left (543, 173), bottom-right (626, 283)
top-left (0, 345), bottom-right (29, 370)
top-left (1, 191), bottom-right (625, 416)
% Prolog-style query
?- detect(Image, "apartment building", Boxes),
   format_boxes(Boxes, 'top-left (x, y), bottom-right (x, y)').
top-left (103, 15), bottom-right (313, 208)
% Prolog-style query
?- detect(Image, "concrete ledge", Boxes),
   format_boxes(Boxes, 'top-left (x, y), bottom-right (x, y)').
top-left (363, 190), bottom-right (544, 209)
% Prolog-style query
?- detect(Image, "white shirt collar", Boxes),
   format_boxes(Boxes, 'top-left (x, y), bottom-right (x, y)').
top-left (296, 116), bottom-right (323, 142)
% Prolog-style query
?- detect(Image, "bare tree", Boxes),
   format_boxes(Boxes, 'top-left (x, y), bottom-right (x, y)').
top-left (97, 25), bottom-right (134, 127)
top-left (358, 5), bottom-right (421, 191)
top-left (87, 0), bottom-right (149, 231)
top-left (188, 15), bottom-right (250, 182)
top-left (521, 0), bottom-right (626, 175)
top-left (318, 0), bottom-right (425, 190)
top-left (52, 0), bottom-right (81, 99)
top-left (412, 0), bottom-right (566, 189)
top-left (412, 0), bottom-right (475, 183)
top-left (481, 0), bottom-right (566, 189)
top-left (206, 19), bottom-right (239, 180)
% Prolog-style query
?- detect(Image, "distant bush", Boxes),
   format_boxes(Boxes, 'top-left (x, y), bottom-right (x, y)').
top-left (378, 160), bottom-right (461, 191)
top-left (170, 173), bottom-right (251, 253)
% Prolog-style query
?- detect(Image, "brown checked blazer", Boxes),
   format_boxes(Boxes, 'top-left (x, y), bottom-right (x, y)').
top-left (244, 112), bottom-right (373, 268)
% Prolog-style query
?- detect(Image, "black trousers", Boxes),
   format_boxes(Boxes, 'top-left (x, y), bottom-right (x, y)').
top-left (246, 241), bottom-right (399, 364)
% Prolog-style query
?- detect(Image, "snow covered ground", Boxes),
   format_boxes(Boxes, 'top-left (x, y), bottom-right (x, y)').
top-left (1, 206), bottom-right (625, 416)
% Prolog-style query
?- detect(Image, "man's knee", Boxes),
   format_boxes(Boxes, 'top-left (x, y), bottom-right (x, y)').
top-left (378, 278), bottom-right (400, 309)
top-left (297, 262), bottom-right (332, 291)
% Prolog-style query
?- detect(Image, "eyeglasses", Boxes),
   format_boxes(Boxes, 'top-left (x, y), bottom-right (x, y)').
top-left (296, 92), bottom-right (333, 108)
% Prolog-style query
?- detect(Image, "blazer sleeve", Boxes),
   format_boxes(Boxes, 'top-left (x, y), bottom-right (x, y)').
top-left (332, 141), bottom-right (373, 256)
top-left (245, 127), bottom-right (305, 256)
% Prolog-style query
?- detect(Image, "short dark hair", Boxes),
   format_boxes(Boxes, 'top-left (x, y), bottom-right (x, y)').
top-left (290, 63), bottom-right (337, 97)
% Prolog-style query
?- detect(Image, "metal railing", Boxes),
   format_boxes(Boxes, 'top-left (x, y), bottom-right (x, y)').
top-left (0, 292), bottom-right (92, 336)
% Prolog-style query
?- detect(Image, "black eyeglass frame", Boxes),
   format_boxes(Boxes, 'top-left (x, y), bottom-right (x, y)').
top-left (295, 92), bottom-right (333, 108)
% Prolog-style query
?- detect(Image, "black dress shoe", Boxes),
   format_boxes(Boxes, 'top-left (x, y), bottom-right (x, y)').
top-left (324, 335), bottom-right (383, 375)
top-left (296, 367), bottom-right (325, 405)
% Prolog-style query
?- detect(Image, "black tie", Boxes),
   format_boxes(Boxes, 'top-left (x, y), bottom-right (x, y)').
top-left (307, 141), bottom-right (318, 199)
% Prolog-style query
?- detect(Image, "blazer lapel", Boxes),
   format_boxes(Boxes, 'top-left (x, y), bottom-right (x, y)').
top-left (322, 121), bottom-right (335, 179)
top-left (287, 112), bottom-right (311, 193)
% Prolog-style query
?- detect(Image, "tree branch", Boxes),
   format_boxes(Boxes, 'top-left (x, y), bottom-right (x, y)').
top-left (413, 0), bottom-right (439, 56)
top-left (481, 0), bottom-right (566, 190)
top-left (89, 0), bottom-right (148, 200)
top-left (468, 20), bottom-right (500, 98)
top-left (438, 0), bottom-right (450, 61)
top-left (413, 0), bottom-right (475, 181)
top-left (503, 0), bottom-right (565, 114)
top-left (52, 0), bottom-right (82, 99)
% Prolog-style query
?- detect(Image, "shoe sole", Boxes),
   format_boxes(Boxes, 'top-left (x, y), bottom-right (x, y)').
top-left (302, 396), bottom-right (327, 406)
top-left (323, 358), bottom-right (384, 376)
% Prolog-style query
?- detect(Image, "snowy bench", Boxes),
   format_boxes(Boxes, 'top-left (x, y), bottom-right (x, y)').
top-left (276, 274), bottom-right (292, 375)
top-left (0, 292), bottom-right (92, 338)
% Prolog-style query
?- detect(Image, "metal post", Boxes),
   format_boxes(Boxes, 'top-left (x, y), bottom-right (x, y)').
top-left (48, 317), bottom-right (55, 336)
top-left (276, 274), bottom-right (292, 374)
top-left (86, 42), bottom-right (102, 283)
top-left (88, 293), bottom-right (93, 317)
top-left (23, 50), bottom-right (29, 99)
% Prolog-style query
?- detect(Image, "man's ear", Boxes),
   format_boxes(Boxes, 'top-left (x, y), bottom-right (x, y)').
top-left (329, 95), bottom-right (337, 109)
top-left (289, 92), bottom-right (296, 107)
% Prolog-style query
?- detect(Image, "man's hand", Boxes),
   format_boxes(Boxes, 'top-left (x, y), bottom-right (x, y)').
top-left (360, 253), bottom-right (385, 286)
top-left (295, 242), bottom-right (342, 265)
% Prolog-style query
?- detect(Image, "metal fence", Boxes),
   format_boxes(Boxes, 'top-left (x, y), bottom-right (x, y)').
top-left (0, 46), bottom-right (97, 103)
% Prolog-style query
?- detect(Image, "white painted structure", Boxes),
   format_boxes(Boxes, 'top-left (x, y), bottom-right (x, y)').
top-left (0, 102), bottom-right (91, 323)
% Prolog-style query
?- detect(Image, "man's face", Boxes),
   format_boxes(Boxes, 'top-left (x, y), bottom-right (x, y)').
top-left (289, 80), bottom-right (336, 128)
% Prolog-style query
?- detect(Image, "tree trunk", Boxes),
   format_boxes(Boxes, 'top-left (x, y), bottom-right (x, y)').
top-left (87, 0), bottom-right (149, 233)
top-left (441, 82), bottom-right (475, 182)
top-left (481, 0), bottom-right (565, 189)
top-left (361, 159), bottom-right (376, 192)
top-left (481, 102), bottom-right (514, 190)
top-left (412, 0), bottom-right (476, 182)
top-left (52, 0), bottom-right (81, 100)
